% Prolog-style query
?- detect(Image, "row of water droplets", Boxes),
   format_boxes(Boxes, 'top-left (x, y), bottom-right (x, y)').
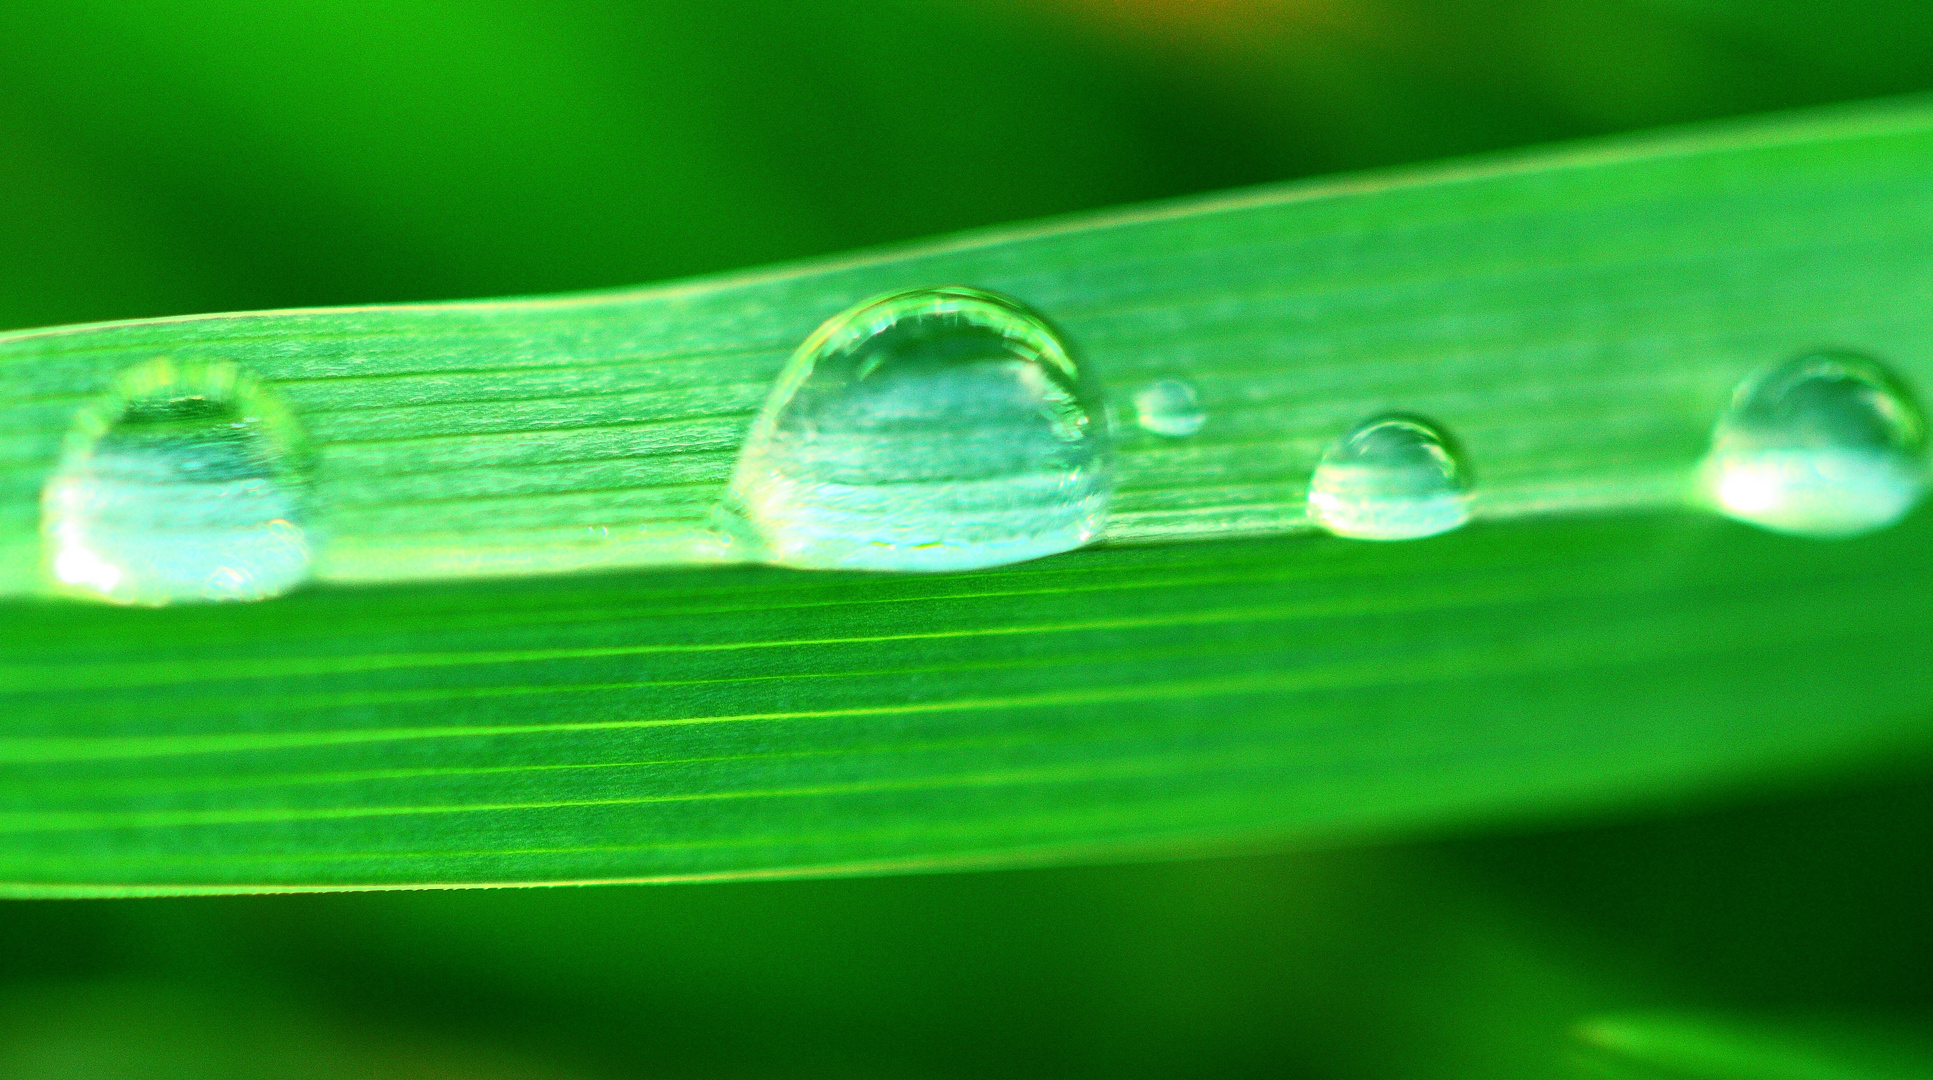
top-left (39, 286), bottom-right (1929, 605)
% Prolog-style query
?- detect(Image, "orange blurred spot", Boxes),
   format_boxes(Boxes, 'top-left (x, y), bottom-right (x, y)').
top-left (1036, 0), bottom-right (1361, 45)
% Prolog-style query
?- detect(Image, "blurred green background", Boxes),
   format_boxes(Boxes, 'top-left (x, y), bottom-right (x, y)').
top-left (3, 1), bottom-right (1932, 1076)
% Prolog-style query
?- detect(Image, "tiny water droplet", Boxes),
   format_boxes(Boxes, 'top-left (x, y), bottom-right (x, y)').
top-left (43, 359), bottom-right (313, 605)
top-left (1703, 351), bottom-right (1926, 538)
top-left (1308, 414), bottom-right (1472, 540)
top-left (729, 286), bottom-right (1110, 571)
top-left (1134, 378), bottom-right (1206, 438)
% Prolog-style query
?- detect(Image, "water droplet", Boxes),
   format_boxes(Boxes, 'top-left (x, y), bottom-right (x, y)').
top-left (43, 359), bottom-right (313, 605)
top-left (1308, 414), bottom-right (1472, 540)
top-left (1703, 351), bottom-right (1926, 538)
top-left (729, 286), bottom-right (1110, 571)
top-left (1134, 378), bottom-right (1205, 438)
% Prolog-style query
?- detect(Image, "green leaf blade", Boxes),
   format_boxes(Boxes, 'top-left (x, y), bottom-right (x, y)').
top-left (1575, 1014), bottom-right (1933, 1080)
top-left (3, 510), bottom-right (1931, 895)
top-left (2, 99), bottom-right (1933, 893)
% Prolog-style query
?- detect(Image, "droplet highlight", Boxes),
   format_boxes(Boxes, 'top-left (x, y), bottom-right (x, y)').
top-left (43, 359), bottom-right (313, 605)
top-left (1308, 414), bottom-right (1472, 541)
top-left (730, 286), bottom-right (1109, 571)
top-left (1134, 378), bottom-right (1206, 438)
top-left (1702, 351), bottom-right (1926, 538)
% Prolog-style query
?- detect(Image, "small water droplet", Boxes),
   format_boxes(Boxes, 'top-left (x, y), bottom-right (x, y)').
top-left (43, 359), bottom-right (313, 605)
top-left (1134, 378), bottom-right (1205, 438)
top-left (729, 286), bottom-right (1110, 571)
top-left (1308, 414), bottom-right (1472, 540)
top-left (1702, 351), bottom-right (1926, 538)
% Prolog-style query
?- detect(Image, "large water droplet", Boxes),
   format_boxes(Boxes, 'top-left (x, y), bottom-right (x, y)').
top-left (43, 359), bottom-right (313, 605)
top-left (1134, 378), bottom-right (1206, 438)
top-left (1702, 351), bottom-right (1926, 538)
top-left (1308, 414), bottom-right (1472, 540)
top-left (729, 286), bottom-right (1110, 571)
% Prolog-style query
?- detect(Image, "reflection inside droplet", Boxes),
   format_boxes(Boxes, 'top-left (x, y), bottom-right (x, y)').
top-left (1703, 351), bottom-right (1925, 538)
top-left (43, 360), bottom-right (313, 605)
top-left (1308, 413), bottom-right (1472, 541)
top-left (1134, 378), bottom-right (1206, 438)
top-left (729, 286), bottom-right (1110, 571)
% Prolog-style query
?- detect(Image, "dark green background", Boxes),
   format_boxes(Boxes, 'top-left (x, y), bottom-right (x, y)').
top-left (2, 1), bottom-right (1930, 1076)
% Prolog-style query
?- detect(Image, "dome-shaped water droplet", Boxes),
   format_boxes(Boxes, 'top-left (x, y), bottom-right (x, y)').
top-left (1702, 351), bottom-right (1925, 538)
top-left (43, 359), bottom-right (313, 605)
top-left (1134, 378), bottom-right (1206, 438)
top-left (729, 286), bottom-right (1110, 571)
top-left (1308, 414), bottom-right (1472, 540)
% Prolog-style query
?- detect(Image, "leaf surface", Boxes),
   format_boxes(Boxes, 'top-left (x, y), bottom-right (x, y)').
top-left (3, 99), bottom-right (1933, 894)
